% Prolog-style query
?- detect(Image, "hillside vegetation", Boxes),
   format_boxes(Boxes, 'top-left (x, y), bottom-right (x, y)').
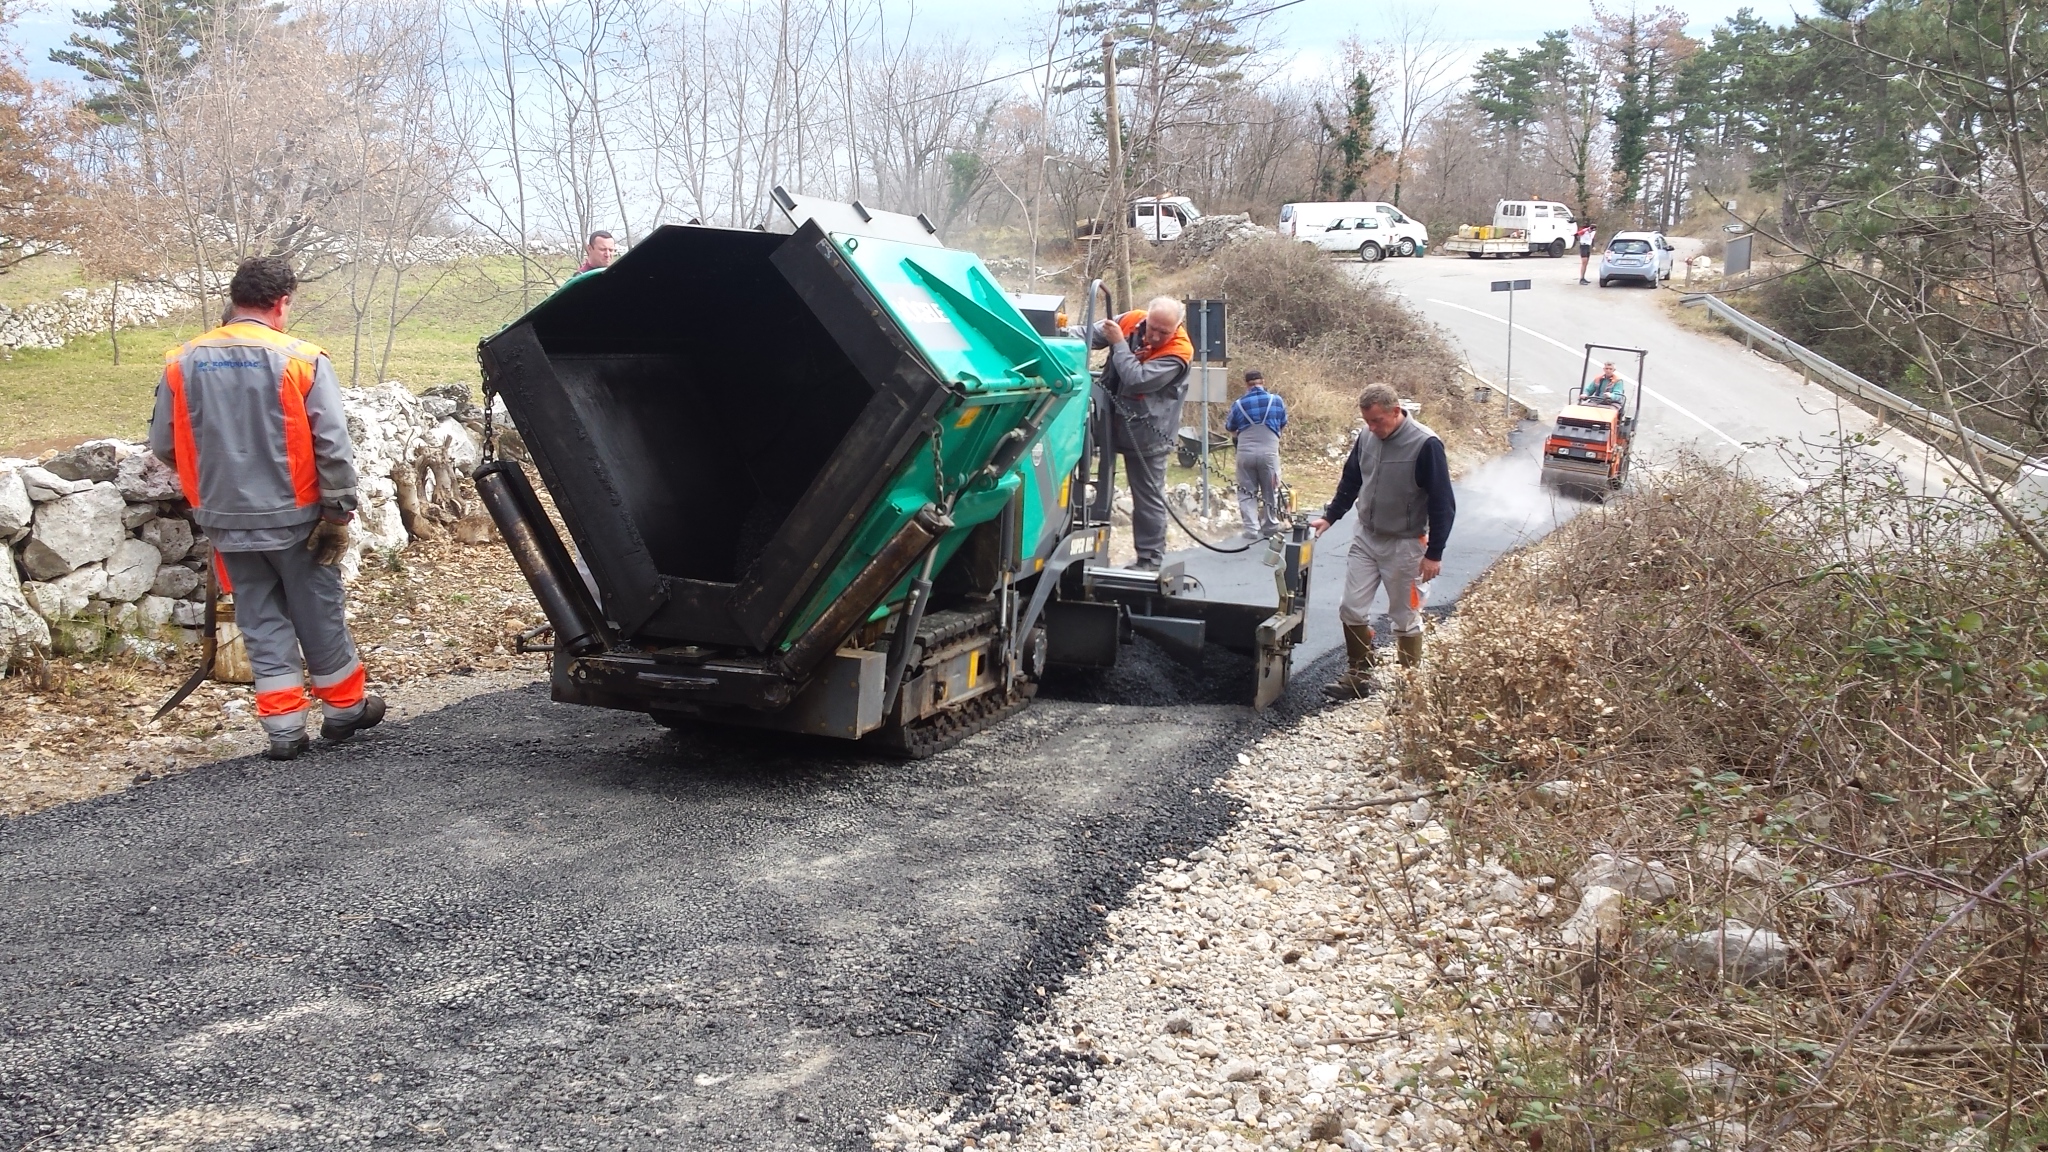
top-left (1400, 454), bottom-right (2048, 1149)
top-left (1, 257), bottom-right (559, 456)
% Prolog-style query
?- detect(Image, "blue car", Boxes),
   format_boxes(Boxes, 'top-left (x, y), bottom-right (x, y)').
top-left (1598, 231), bottom-right (1675, 287)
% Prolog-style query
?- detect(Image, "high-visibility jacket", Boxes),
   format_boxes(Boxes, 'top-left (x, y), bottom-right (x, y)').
top-left (1103, 309), bottom-right (1193, 453)
top-left (147, 318), bottom-right (359, 533)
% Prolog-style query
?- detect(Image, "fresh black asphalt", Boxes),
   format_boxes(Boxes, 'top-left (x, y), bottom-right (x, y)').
top-left (2, 648), bottom-right (1332, 1151)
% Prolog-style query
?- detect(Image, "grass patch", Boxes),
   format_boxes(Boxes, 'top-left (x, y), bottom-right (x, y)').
top-left (0, 257), bottom-right (95, 310)
top-left (1, 254), bottom-right (566, 456)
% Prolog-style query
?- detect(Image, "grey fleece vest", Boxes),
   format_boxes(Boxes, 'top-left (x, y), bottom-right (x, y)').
top-left (1353, 415), bottom-right (1437, 538)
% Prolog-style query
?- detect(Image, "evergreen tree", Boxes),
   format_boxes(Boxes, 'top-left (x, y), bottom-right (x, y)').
top-left (49, 0), bottom-right (217, 125)
top-left (1316, 70), bottom-right (1387, 200)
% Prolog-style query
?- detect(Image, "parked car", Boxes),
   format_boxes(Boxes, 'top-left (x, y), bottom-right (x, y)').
top-left (1279, 201), bottom-right (1427, 257)
top-left (1300, 215), bottom-right (1397, 262)
top-left (1598, 231), bottom-right (1676, 287)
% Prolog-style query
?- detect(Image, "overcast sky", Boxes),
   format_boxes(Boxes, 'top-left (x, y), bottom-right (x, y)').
top-left (11, 0), bottom-right (1811, 86)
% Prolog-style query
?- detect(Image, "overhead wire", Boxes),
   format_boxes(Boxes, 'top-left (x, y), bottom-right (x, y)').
top-left (454, 0), bottom-right (1313, 158)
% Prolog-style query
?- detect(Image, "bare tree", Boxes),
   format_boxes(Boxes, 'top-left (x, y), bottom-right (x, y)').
top-left (1382, 6), bottom-right (1460, 207)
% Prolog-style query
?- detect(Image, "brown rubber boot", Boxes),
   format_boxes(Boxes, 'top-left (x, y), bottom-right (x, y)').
top-left (1323, 624), bottom-right (1379, 700)
top-left (1397, 634), bottom-right (1424, 668)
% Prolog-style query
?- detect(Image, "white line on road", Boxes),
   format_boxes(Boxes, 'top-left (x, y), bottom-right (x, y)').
top-left (1427, 297), bottom-right (1750, 451)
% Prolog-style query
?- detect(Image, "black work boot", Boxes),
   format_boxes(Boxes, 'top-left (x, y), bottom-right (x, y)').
top-left (1323, 624), bottom-right (1379, 700)
top-left (266, 732), bottom-right (309, 761)
top-left (321, 695), bottom-right (387, 743)
top-left (1397, 634), bottom-right (1425, 668)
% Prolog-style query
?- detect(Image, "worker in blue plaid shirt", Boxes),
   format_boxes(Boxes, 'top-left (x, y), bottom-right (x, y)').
top-left (1225, 369), bottom-right (1289, 538)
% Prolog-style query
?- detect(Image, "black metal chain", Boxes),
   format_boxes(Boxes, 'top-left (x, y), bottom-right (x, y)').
top-left (478, 348), bottom-right (498, 464)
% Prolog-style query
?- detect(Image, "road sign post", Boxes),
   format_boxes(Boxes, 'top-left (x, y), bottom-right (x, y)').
top-left (1185, 298), bottom-right (1227, 516)
top-left (1490, 279), bottom-right (1531, 404)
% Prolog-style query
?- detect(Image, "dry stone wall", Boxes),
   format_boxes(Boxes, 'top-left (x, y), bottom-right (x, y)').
top-left (0, 282), bottom-right (195, 352)
top-left (0, 384), bottom-right (490, 670)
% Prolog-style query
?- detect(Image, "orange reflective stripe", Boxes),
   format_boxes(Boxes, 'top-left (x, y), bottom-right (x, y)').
top-left (278, 358), bottom-right (320, 507)
top-left (161, 354), bottom-right (204, 508)
top-left (308, 664), bottom-right (366, 709)
top-left (212, 550), bottom-right (232, 596)
top-left (255, 685), bottom-right (311, 717)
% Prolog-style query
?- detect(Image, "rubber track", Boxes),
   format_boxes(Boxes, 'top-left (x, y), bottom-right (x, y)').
top-left (870, 683), bottom-right (1036, 759)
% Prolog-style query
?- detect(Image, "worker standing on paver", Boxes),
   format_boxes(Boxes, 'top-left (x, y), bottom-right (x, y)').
top-left (1225, 369), bottom-right (1288, 539)
top-left (148, 257), bottom-right (385, 761)
top-left (1310, 383), bottom-right (1456, 699)
top-left (1068, 296), bottom-right (1193, 571)
top-left (577, 230), bottom-right (617, 273)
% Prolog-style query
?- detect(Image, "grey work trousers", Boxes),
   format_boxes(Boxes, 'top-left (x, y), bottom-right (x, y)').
top-left (1234, 444), bottom-right (1283, 534)
top-left (1120, 444), bottom-right (1173, 567)
top-left (1339, 530), bottom-right (1429, 637)
top-left (220, 531), bottom-right (366, 737)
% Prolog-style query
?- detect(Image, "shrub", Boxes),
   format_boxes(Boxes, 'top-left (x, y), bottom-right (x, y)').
top-left (1403, 452), bottom-right (2048, 1149)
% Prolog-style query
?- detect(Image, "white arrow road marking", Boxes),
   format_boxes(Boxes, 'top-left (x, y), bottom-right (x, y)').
top-left (1427, 297), bottom-right (1750, 451)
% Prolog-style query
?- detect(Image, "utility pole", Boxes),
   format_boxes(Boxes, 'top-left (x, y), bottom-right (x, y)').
top-left (1101, 32), bottom-right (1131, 307)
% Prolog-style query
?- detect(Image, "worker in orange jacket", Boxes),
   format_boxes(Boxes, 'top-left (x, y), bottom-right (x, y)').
top-left (1067, 297), bottom-right (1195, 569)
top-left (148, 257), bottom-right (385, 760)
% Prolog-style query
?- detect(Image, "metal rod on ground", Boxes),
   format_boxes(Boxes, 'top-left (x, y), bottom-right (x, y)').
top-left (1101, 32), bottom-right (1131, 309)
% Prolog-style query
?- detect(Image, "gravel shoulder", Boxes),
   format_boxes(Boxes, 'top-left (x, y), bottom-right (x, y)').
top-left (0, 533), bottom-right (549, 818)
top-left (876, 659), bottom-right (1545, 1152)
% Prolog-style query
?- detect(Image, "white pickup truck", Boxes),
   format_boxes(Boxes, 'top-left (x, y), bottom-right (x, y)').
top-left (1439, 199), bottom-right (1579, 259)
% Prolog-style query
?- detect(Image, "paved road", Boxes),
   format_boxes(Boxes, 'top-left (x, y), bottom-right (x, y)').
top-left (1175, 245), bottom-right (1977, 666)
top-left (1363, 248), bottom-right (1966, 490)
top-left (1, 681), bottom-right (1287, 1151)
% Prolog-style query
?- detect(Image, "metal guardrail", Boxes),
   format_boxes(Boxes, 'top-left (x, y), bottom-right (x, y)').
top-left (1678, 293), bottom-right (2048, 480)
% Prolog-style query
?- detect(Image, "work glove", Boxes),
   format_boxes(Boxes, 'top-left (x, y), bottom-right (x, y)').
top-left (306, 517), bottom-right (351, 566)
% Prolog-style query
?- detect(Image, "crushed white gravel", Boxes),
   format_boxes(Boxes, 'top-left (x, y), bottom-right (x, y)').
top-left (875, 680), bottom-right (1551, 1152)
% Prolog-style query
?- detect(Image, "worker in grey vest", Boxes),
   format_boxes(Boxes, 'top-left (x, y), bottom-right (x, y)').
top-left (1309, 383), bottom-right (1456, 699)
top-left (1225, 369), bottom-right (1288, 538)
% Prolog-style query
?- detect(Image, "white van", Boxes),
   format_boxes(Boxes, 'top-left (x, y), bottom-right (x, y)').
top-left (1131, 195), bottom-right (1201, 242)
top-left (1279, 201), bottom-right (1428, 257)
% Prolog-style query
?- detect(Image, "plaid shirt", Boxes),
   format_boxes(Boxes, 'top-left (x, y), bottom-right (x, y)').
top-left (1226, 385), bottom-right (1288, 434)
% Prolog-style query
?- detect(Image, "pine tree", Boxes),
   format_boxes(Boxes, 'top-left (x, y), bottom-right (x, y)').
top-left (49, 0), bottom-right (219, 125)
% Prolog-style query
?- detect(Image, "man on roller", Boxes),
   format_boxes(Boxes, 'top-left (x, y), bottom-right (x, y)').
top-left (1310, 383), bottom-right (1456, 699)
top-left (149, 256), bottom-right (385, 760)
top-left (1068, 296), bottom-right (1193, 570)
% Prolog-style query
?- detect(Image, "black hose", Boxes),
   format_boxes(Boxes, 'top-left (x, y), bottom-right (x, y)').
top-left (1165, 497), bottom-right (1258, 554)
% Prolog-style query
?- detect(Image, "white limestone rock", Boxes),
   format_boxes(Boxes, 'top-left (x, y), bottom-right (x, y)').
top-left (42, 439), bottom-right (124, 483)
top-left (20, 483), bottom-right (128, 579)
top-left (0, 547), bottom-right (52, 660)
top-left (1560, 885), bottom-right (1626, 950)
top-left (20, 465), bottom-right (93, 502)
top-left (151, 564), bottom-right (201, 599)
top-left (139, 515), bottom-right (194, 563)
top-left (1568, 852), bottom-right (1679, 902)
top-left (1671, 921), bottom-right (1790, 984)
top-left (138, 594), bottom-right (176, 632)
top-left (0, 464), bottom-right (31, 534)
top-left (102, 538), bottom-right (163, 602)
top-left (116, 449), bottom-right (183, 501)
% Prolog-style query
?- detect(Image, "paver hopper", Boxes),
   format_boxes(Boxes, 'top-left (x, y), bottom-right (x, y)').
top-left (475, 190), bottom-right (1310, 754)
